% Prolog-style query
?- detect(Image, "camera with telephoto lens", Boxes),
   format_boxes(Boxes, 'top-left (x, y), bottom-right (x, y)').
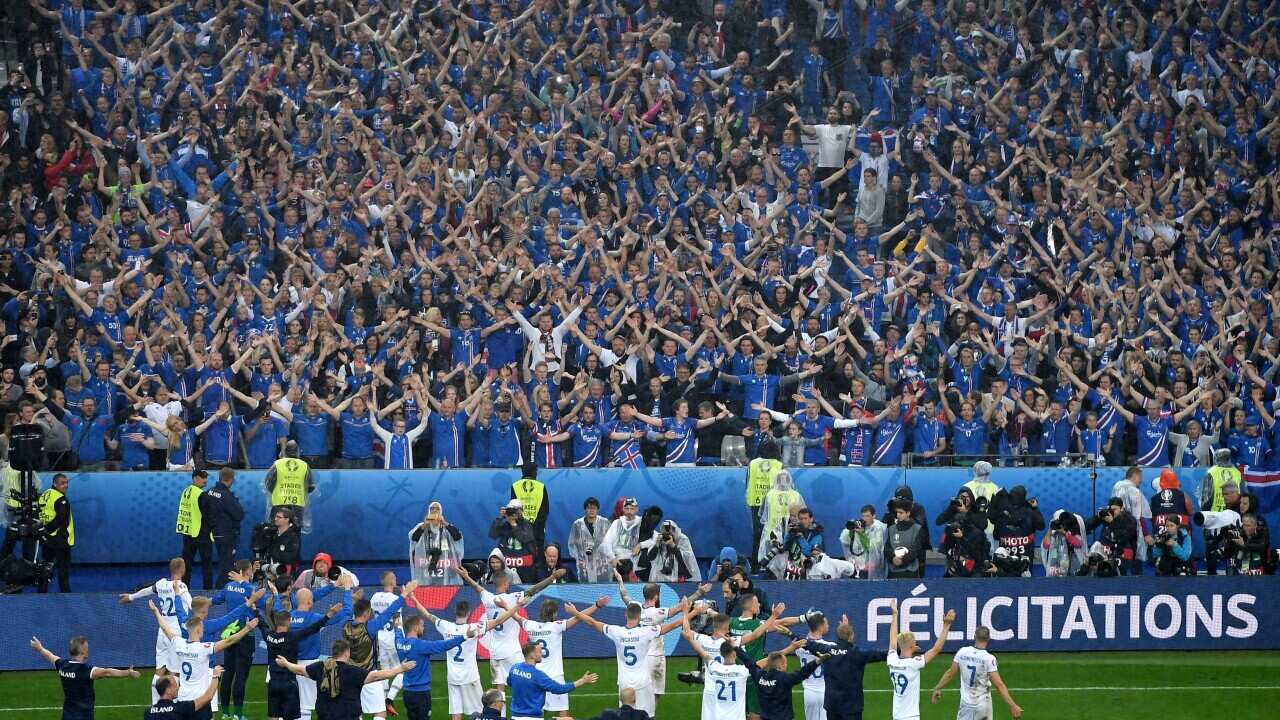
top-left (1097, 506), bottom-right (1113, 520)
top-left (846, 518), bottom-right (865, 532)
top-left (945, 522), bottom-right (963, 537)
top-left (584, 542), bottom-right (595, 557)
top-left (727, 577), bottom-right (741, 593)
top-left (1153, 526), bottom-right (1172, 545)
top-left (427, 546), bottom-right (443, 572)
top-left (1050, 518), bottom-right (1063, 532)
top-left (1080, 551), bottom-right (1119, 578)
top-left (661, 520), bottom-right (675, 543)
top-left (761, 533), bottom-right (786, 565)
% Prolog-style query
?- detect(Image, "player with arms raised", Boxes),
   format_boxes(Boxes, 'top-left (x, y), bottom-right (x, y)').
top-left (118, 558), bottom-right (191, 702)
top-left (931, 626), bottom-right (1023, 720)
top-left (514, 597), bottom-right (609, 717)
top-left (887, 601), bottom-right (955, 720)
top-left (564, 598), bottom-right (689, 717)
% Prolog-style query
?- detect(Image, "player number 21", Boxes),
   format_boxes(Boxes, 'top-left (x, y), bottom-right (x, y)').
top-left (715, 679), bottom-right (737, 702)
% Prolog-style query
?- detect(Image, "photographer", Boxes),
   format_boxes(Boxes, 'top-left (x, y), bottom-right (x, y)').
top-left (1040, 511), bottom-right (1087, 577)
top-left (940, 514), bottom-right (990, 578)
top-left (292, 552), bottom-right (358, 591)
top-left (409, 501), bottom-right (464, 585)
top-left (1230, 514), bottom-right (1274, 575)
top-left (254, 507), bottom-right (302, 579)
top-left (1150, 517), bottom-right (1194, 576)
top-left (1085, 498), bottom-right (1139, 575)
top-left (782, 508), bottom-right (825, 578)
top-left (567, 497), bottom-right (612, 583)
top-left (707, 547), bottom-right (743, 583)
top-left (840, 505), bottom-right (886, 579)
top-left (489, 498), bottom-right (539, 581)
top-left (806, 547), bottom-right (858, 579)
top-left (722, 567), bottom-right (769, 618)
top-left (934, 488), bottom-right (988, 535)
top-left (885, 499), bottom-right (928, 579)
top-left (988, 486), bottom-right (1044, 577)
top-left (601, 497), bottom-right (643, 579)
top-left (638, 519), bottom-right (701, 581)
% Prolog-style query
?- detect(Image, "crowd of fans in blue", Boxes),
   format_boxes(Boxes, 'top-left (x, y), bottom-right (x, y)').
top-left (0, 0), bottom-right (1278, 475)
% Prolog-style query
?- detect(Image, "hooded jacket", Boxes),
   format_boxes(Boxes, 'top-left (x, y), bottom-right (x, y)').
top-left (989, 486), bottom-right (1044, 572)
top-left (708, 546), bottom-right (741, 581)
top-left (1040, 509), bottom-right (1087, 577)
top-left (934, 487), bottom-right (989, 534)
top-left (939, 514), bottom-right (990, 577)
top-left (880, 486), bottom-right (931, 550)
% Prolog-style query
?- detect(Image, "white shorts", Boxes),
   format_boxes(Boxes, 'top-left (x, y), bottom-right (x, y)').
top-left (803, 686), bottom-right (825, 720)
top-left (957, 699), bottom-right (994, 720)
top-left (621, 681), bottom-right (655, 715)
top-left (490, 655), bottom-right (517, 685)
top-left (155, 631), bottom-right (176, 670)
top-left (448, 681), bottom-right (483, 715)
top-left (649, 654), bottom-right (667, 694)
top-left (297, 659), bottom-right (319, 714)
top-left (545, 674), bottom-right (569, 712)
top-left (360, 680), bottom-right (387, 714)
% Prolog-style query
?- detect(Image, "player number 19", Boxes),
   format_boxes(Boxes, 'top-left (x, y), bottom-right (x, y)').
top-left (890, 671), bottom-right (908, 695)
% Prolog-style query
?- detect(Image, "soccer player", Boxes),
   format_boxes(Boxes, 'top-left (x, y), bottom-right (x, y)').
top-left (564, 598), bottom-right (689, 717)
top-left (29, 635), bottom-right (140, 720)
top-left (731, 592), bottom-right (806, 720)
top-left (457, 563), bottom-right (567, 710)
top-left (394, 613), bottom-right (473, 720)
top-left (255, 596), bottom-right (343, 720)
top-left (370, 571), bottom-right (406, 716)
top-left (684, 619), bottom-right (754, 720)
top-left (793, 612), bottom-right (832, 720)
top-left (279, 579), bottom-right (346, 720)
top-left (146, 666), bottom-right (222, 720)
top-left (401, 592), bottom-right (524, 720)
top-left (148, 599), bottom-right (258, 720)
top-left (615, 570), bottom-right (714, 717)
top-left (210, 560), bottom-right (257, 720)
top-left (887, 602), bottom-right (956, 720)
top-left (515, 596), bottom-right (609, 717)
top-left (930, 626), bottom-right (1023, 720)
top-left (118, 557), bottom-right (192, 702)
top-left (507, 641), bottom-right (599, 720)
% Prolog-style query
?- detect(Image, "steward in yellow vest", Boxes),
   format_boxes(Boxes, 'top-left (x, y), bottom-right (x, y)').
top-left (265, 441), bottom-right (315, 525)
top-left (1200, 449), bottom-right (1242, 513)
top-left (38, 473), bottom-right (74, 591)
top-left (746, 441), bottom-right (783, 572)
top-left (177, 469), bottom-right (215, 589)
top-left (511, 464), bottom-right (549, 548)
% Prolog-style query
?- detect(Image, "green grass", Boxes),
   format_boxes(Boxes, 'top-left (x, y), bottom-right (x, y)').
top-left (4, 651), bottom-right (1280, 719)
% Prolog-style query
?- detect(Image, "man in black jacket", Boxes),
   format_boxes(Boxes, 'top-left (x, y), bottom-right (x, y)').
top-left (489, 499), bottom-right (539, 581)
top-left (1086, 497), bottom-right (1139, 575)
top-left (205, 468), bottom-right (245, 586)
top-left (989, 486), bottom-right (1044, 577)
top-left (258, 507), bottom-right (302, 578)
top-left (940, 513), bottom-right (989, 578)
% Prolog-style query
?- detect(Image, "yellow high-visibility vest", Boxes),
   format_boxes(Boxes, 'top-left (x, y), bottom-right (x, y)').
top-left (512, 478), bottom-right (546, 521)
top-left (271, 458), bottom-right (309, 507)
top-left (1206, 466), bottom-right (1241, 512)
top-left (39, 487), bottom-right (74, 546)
top-left (176, 485), bottom-right (203, 537)
top-left (746, 458), bottom-right (782, 507)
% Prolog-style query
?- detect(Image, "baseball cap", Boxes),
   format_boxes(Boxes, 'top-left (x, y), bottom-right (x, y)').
top-left (506, 499), bottom-right (524, 510)
top-left (623, 497), bottom-right (639, 508)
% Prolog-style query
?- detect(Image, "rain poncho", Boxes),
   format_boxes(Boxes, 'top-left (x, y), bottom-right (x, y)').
top-left (839, 518), bottom-right (887, 579)
top-left (1040, 510), bottom-right (1087, 577)
top-left (568, 513), bottom-right (613, 583)
top-left (409, 502), bottom-right (466, 586)
top-left (757, 471), bottom-right (805, 575)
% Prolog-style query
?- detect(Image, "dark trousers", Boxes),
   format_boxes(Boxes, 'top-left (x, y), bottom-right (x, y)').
top-left (220, 641), bottom-right (254, 709)
top-left (214, 534), bottom-right (238, 586)
top-left (403, 689), bottom-right (431, 720)
top-left (182, 535), bottom-right (215, 589)
top-left (749, 504), bottom-right (764, 572)
top-left (2, 527), bottom-right (36, 561)
top-left (37, 545), bottom-right (71, 592)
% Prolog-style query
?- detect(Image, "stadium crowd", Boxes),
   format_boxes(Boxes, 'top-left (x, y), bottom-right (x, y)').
top-left (0, 0), bottom-right (1276, 477)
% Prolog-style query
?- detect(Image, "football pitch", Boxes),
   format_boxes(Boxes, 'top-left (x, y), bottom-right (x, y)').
top-left (3, 651), bottom-right (1278, 719)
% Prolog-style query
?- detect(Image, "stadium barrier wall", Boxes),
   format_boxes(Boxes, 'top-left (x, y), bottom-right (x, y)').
top-left (31, 466), bottom-right (1223, 565)
top-left (4, 576), bottom-right (1277, 671)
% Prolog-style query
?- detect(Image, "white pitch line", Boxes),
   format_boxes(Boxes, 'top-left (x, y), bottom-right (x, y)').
top-left (2, 686), bottom-right (1278, 712)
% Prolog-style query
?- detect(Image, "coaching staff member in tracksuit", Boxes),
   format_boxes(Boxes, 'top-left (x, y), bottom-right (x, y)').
top-left (205, 468), bottom-right (245, 586)
top-left (806, 614), bottom-right (887, 720)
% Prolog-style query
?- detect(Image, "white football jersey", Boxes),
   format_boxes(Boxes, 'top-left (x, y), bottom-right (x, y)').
top-left (369, 591), bottom-right (401, 651)
top-left (480, 590), bottom-right (525, 660)
top-left (523, 619), bottom-right (568, 677)
top-left (169, 639), bottom-right (215, 701)
top-left (639, 606), bottom-right (670, 658)
top-left (693, 633), bottom-right (739, 665)
top-left (603, 624), bottom-right (660, 687)
top-left (151, 579), bottom-right (192, 633)
top-left (953, 645), bottom-right (998, 706)
top-left (434, 619), bottom-right (485, 685)
top-left (887, 650), bottom-right (926, 719)
top-left (795, 644), bottom-right (827, 692)
top-left (701, 659), bottom-right (750, 720)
